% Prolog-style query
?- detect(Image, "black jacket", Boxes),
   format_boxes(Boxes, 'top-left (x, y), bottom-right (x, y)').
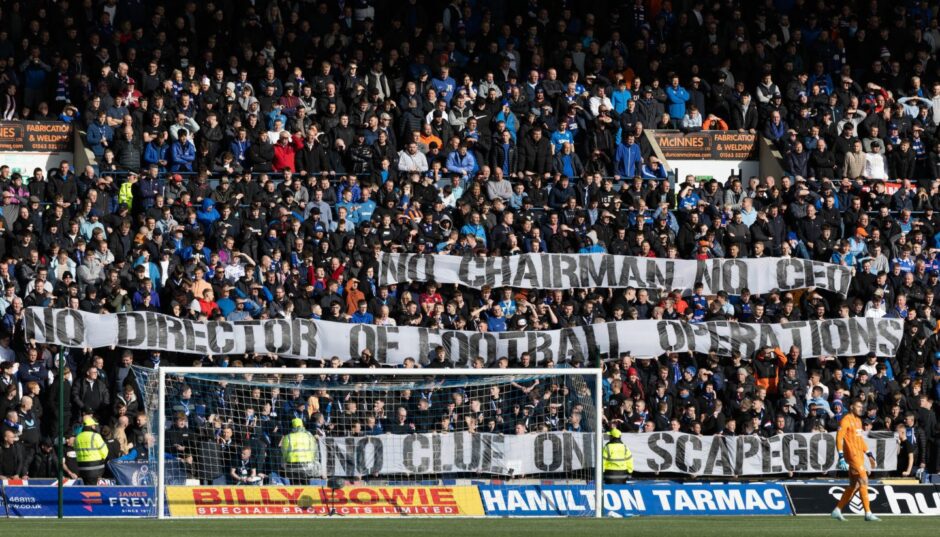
top-left (488, 140), bottom-right (518, 175)
top-left (890, 149), bottom-right (916, 180)
top-left (730, 104), bottom-right (758, 131)
top-left (809, 149), bottom-right (836, 179)
top-left (552, 152), bottom-right (584, 177)
top-left (0, 441), bottom-right (26, 477)
top-left (247, 142), bottom-right (275, 172)
top-left (72, 378), bottom-right (110, 415)
top-left (517, 135), bottom-right (553, 176)
top-left (48, 171), bottom-right (78, 202)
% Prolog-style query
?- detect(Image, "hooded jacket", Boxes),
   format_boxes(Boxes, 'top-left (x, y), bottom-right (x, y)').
top-left (196, 199), bottom-right (221, 233)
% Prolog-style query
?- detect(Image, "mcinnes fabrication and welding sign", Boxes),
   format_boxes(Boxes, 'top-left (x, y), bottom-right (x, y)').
top-left (654, 132), bottom-right (758, 161)
top-left (0, 121), bottom-right (72, 152)
top-left (653, 131), bottom-right (758, 182)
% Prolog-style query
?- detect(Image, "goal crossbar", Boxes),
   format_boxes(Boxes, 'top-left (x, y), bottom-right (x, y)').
top-left (156, 366), bottom-right (604, 518)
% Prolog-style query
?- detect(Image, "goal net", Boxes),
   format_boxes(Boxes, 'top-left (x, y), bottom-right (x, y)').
top-left (145, 367), bottom-right (602, 518)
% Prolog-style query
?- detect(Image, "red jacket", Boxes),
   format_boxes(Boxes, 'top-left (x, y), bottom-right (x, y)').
top-left (272, 134), bottom-right (303, 172)
top-left (197, 298), bottom-right (220, 318)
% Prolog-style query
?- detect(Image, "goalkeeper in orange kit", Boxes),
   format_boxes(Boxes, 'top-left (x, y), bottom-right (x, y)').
top-left (831, 399), bottom-right (880, 522)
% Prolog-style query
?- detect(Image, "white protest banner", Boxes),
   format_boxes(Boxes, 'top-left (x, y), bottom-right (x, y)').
top-left (319, 431), bottom-right (594, 477)
top-left (26, 308), bottom-right (903, 364)
top-left (622, 431), bottom-right (898, 476)
top-left (378, 253), bottom-right (853, 295)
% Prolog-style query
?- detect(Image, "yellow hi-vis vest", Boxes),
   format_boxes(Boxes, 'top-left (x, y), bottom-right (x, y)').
top-left (282, 430), bottom-right (316, 463)
top-left (118, 181), bottom-right (134, 210)
top-left (75, 430), bottom-right (109, 469)
top-left (602, 441), bottom-right (634, 473)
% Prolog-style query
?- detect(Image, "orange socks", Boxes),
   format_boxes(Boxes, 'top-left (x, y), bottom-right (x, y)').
top-left (836, 485), bottom-right (856, 510)
top-left (860, 485), bottom-right (871, 513)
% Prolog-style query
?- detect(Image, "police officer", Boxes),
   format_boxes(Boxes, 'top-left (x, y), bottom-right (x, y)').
top-left (75, 416), bottom-right (109, 485)
top-left (280, 418), bottom-right (317, 485)
top-left (602, 428), bottom-right (633, 484)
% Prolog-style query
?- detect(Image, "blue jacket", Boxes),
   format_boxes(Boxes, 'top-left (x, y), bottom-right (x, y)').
top-left (446, 151), bottom-right (478, 176)
top-left (460, 223), bottom-right (487, 246)
top-left (17, 360), bottom-right (48, 386)
top-left (170, 140), bottom-right (196, 172)
top-left (132, 288), bottom-right (161, 310)
top-left (358, 199), bottom-right (376, 223)
top-left (267, 110), bottom-right (287, 130)
top-left (550, 130), bottom-right (574, 152)
top-left (679, 192), bottom-right (701, 212)
top-left (337, 200), bottom-right (361, 224)
top-left (641, 163), bottom-right (667, 179)
top-left (350, 311), bottom-right (374, 324)
top-left (136, 177), bottom-right (163, 208)
top-left (133, 257), bottom-right (162, 288)
top-left (547, 183), bottom-right (576, 209)
top-left (579, 244), bottom-right (606, 253)
top-left (196, 199), bottom-right (221, 232)
top-left (430, 76), bottom-right (457, 104)
top-left (86, 122), bottom-right (113, 158)
top-left (495, 111), bottom-right (519, 140)
top-left (611, 89), bottom-right (632, 114)
top-left (180, 244), bottom-right (212, 263)
top-left (22, 62), bottom-right (49, 90)
top-left (665, 86), bottom-right (690, 119)
top-left (217, 297), bottom-right (236, 317)
top-left (614, 142), bottom-right (643, 177)
top-left (143, 142), bottom-right (169, 169)
top-left (230, 139), bottom-right (251, 164)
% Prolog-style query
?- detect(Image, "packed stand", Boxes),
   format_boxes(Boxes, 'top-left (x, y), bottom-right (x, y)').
top-left (0, 0), bottom-right (938, 482)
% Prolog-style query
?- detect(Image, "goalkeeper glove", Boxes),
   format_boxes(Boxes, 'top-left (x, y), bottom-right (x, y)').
top-left (837, 453), bottom-right (849, 471)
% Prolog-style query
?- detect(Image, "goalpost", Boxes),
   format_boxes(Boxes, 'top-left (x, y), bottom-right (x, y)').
top-left (150, 367), bottom-right (604, 518)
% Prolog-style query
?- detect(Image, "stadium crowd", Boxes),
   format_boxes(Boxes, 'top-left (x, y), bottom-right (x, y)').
top-left (0, 0), bottom-right (939, 482)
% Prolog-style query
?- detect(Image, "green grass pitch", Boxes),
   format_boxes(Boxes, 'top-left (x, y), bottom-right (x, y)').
top-left (6, 516), bottom-right (938, 537)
